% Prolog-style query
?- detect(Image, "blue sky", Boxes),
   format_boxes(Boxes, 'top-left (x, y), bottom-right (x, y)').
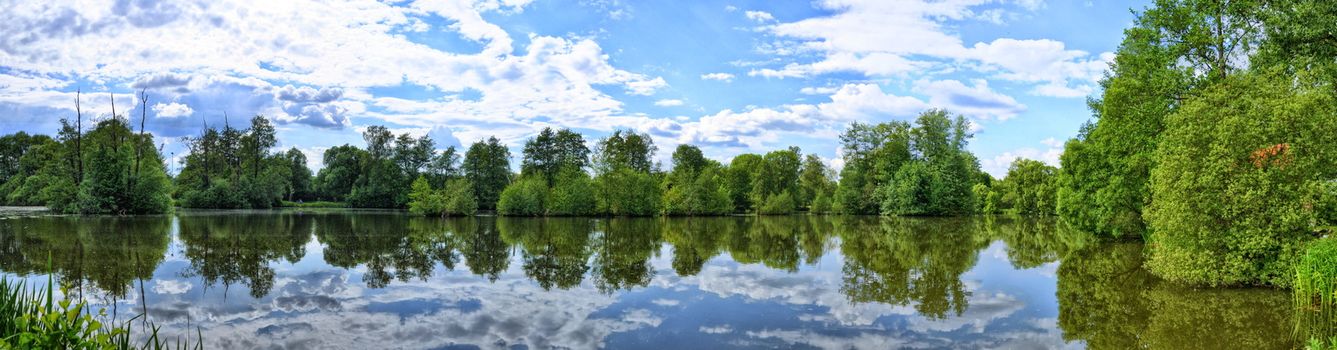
top-left (0, 0), bottom-right (1149, 177)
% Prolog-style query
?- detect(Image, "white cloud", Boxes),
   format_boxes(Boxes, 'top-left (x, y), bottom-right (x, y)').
top-left (0, 0), bottom-right (670, 145)
top-left (654, 99), bottom-right (684, 107)
top-left (913, 79), bottom-right (1026, 121)
top-left (699, 325), bottom-right (733, 334)
top-left (151, 280), bottom-right (192, 295)
top-left (981, 140), bottom-right (1065, 178)
top-left (755, 0), bottom-right (1108, 97)
top-left (626, 77), bottom-right (668, 96)
top-left (700, 72), bottom-right (735, 82)
top-left (151, 102), bottom-right (194, 118)
top-left (745, 10), bottom-right (775, 22)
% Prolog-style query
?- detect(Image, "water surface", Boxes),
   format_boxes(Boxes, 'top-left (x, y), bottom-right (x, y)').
top-left (0, 211), bottom-right (1295, 349)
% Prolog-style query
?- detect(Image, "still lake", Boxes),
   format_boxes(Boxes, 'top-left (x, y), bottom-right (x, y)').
top-left (0, 210), bottom-right (1296, 349)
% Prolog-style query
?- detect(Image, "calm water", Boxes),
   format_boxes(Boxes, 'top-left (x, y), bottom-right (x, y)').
top-left (0, 211), bottom-right (1296, 349)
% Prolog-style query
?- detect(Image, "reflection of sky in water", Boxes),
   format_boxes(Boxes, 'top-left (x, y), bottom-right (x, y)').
top-left (63, 230), bottom-right (1076, 349)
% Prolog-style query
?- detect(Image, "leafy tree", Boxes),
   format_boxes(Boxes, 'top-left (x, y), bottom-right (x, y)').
top-left (281, 147), bottom-right (313, 201)
top-left (1145, 70), bottom-right (1337, 287)
top-left (591, 131), bottom-right (659, 216)
top-left (176, 115), bottom-right (290, 209)
top-left (798, 154), bottom-right (835, 211)
top-left (595, 167), bottom-right (662, 216)
top-left (546, 167), bottom-right (597, 216)
top-left (1057, 0), bottom-right (1261, 238)
top-left (408, 176), bottom-right (447, 215)
top-left (71, 117), bottom-right (173, 214)
top-left (664, 145), bottom-right (731, 215)
top-left (880, 110), bottom-right (979, 216)
top-left (521, 127), bottom-right (589, 185)
top-left (497, 176), bottom-right (547, 216)
top-left (997, 158), bottom-right (1058, 216)
top-left (724, 154), bottom-right (762, 212)
top-left (314, 145), bottom-right (367, 201)
top-left (751, 147), bottom-right (802, 214)
top-left (463, 137), bottom-right (511, 210)
top-left (592, 129), bottom-right (656, 174)
top-left (426, 146), bottom-right (460, 188)
top-left (408, 176), bottom-right (478, 216)
top-left (834, 121), bottom-right (912, 214)
top-left (440, 179), bottom-right (478, 216)
top-left (664, 165), bottom-right (731, 216)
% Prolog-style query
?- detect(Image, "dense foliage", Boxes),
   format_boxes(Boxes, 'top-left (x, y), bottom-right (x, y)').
top-left (2, 94), bottom-right (173, 214)
top-left (175, 116), bottom-right (302, 209)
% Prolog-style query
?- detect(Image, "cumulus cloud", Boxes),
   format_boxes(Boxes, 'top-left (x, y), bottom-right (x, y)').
top-left (700, 72), bottom-right (735, 82)
top-left (754, 0), bottom-right (1108, 97)
top-left (981, 139), bottom-right (1065, 178)
top-left (151, 102), bottom-right (193, 118)
top-left (654, 99), bottom-right (684, 107)
top-left (913, 79), bottom-right (1025, 121)
top-left (131, 73), bottom-right (192, 90)
top-left (745, 10), bottom-right (775, 22)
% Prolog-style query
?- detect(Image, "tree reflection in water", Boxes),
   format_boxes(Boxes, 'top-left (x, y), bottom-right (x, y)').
top-left (0, 212), bottom-right (1301, 348)
top-left (0, 216), bottom-right (169, 298)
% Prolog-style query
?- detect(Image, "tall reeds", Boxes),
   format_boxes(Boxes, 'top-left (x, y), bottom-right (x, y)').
top-left (0, 273), bottom-right (201, 349)
top-left (1296, 238), bottom-right (1337, 342)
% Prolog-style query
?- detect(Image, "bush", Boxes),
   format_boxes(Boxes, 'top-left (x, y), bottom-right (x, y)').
top-left (595, 168), bottom-right (661, 216)
top-left (663, 168), bottom-right (731, 216)
top-left (1146, 71), bottom-right (1337, 287)
top-left (757, 191), bottom-right (795, 215)
top-left (441, 179), bottom-right (478, 216)
top-left (407, 176), bottom-right (447, 215)
top-left (498, 176), bottom-right (547, 216)
top-left (810, 191), bottom-right (832, 214)
top-left (546, 168), bottom-right (596, 216)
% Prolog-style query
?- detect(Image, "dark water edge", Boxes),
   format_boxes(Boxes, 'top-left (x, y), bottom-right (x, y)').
top-left (0, 210), bottom-right (1297, 349)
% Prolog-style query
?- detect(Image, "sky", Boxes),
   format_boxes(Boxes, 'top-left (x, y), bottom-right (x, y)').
top-left (0, 0), bottom-right (1150, 177)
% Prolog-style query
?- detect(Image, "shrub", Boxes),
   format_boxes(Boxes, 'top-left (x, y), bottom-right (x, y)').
top-left (441, 179), bottom-right (478, 216)
top-left (546, 168), bottom-right (596, 216)
top-left (407, 176), bottom-right (447, 215)
top-left (1146, 71), bottom-right (1337, 286)
top-left (595, 168), bottom-right (661, 216)
top-left (498, 176), bottom-right (547, 216)
top-left (757, 191), bottom-right (795, 215)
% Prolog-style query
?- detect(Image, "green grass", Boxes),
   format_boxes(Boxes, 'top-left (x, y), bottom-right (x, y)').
top-left (280, 200), bottom-right (347, 208)
top-left (1297, 238), bottom-right (1337, 342)
top-left (1, 274), bottom-right (201, 349)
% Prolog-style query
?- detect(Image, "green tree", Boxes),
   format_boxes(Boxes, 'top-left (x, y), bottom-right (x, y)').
top-left (595, 167), bottom-right (662, 216)
top-left (724, 154), bottom-right (762, 212)
top-left (1056, 0), bottom-right (1262, 238)
top-left (592, 129), bottom-right (656, 174)
top-left (463, 137), bottom-right (511, 210)
top-left (798, 154), bottom-right (835, 211)
top-left (497, 176), bottom-right (547, 216)
top-left (281, 147), bottom-right (313, 201)
top-left (880, 110), bottom-right (979, 216)
top-left (664, 145), bottom-right (731, 215)
top-left (314, 145), bottom-right (367, 201)
top-left (521, 127), bottom-right (589, 185)
top-left (751, 147), bottom-right (802, 214)
top-left (1145, 70), bottom-right (1337, 287)
top-left (997, 158), bottom-right (1058, 216)
top-left (591, 130), bottom-right (660, 216)
top-left (546, 167), bottom-right (597, 216)
top-left (834, 121), bottom-right (912, 214)
top-left (407, 176), bottom-right (447, 215)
